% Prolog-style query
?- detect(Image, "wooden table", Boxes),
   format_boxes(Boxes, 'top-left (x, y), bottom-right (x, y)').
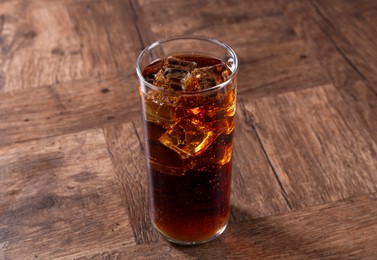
top-left (1, 0), bottom-right (377, 259)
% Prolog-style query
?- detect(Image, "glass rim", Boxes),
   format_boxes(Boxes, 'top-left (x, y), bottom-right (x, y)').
top-left (135, 35), bottom-right (238, 96)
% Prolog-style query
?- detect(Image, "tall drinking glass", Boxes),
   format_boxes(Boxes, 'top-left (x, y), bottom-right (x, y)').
top-left (136, 35), bottom-right (238, 245)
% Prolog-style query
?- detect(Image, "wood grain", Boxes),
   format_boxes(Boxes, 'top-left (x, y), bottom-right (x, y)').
top-left (0, 0), bottom-right (376, 259)
top-left (78, 194), bottom-right (377, 259)
top-left (281, 0), bottom-right (377, 143)
top-left (136, 0), bottom-right (288, 51)
top-left (313, 0), bottom-right (377, 93)
top-left (135, 0), bottom-right (330, 99)
top-left (174, 194), bottom-right (377, 259)
top-left (77, 243), bottom-right (172, 260)
top-left (245, 84), bottom-right (377, 209)
top-left (238, 40), bottom-right (329, 97)
top-left (231, 101), bottom-right (291, 222)
top-left (0, 0), bottom-right (141, 92)
top-left (280, 0), bottom-right (369, 95)
top-left (104, 121), bottom-right (161, 244)
top-left (0, 129), bottom-right (134, 259)
top-left (0, 74), bottom-right (139, 146)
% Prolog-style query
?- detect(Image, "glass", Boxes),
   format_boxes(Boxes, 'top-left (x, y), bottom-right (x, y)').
top-left (136, 35), bottom-right (238, 245)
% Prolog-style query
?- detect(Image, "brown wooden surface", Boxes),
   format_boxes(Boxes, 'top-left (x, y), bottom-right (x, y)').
top-left (0, 0), bottom-right (376, 259)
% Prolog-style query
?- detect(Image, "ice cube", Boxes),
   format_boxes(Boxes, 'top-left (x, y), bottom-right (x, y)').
top-left (210, 87), bottom-right (236, 119)
top-left (183, 63), bottom-right (232, 91)
top-left (206, 142), bottom-right (233, 166)
top-left (166, 56), bottom-right (197, 71)
top-left (155, 56), bottom-right (197, 90)
top-left (144, 90), bottom-right (180, 127)
top-left (184, 88), bottom-right (236, 135)
top-left (218, 142), bottom-right (233, 165)
top-left (159, 118), bottom-right (216, 159)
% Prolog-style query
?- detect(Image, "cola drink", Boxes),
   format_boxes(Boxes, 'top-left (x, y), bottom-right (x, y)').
top-left (137, 36), bottom-right (238, 245)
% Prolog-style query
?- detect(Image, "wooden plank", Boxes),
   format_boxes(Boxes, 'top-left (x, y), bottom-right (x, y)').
top-left (135, 0), bottom-right (330, 97)
top-left (120, 0), bottom-right (156, 49)
top-left (98, 0), bottom-right (146, 73)
top-left (311, 0), bottom-right (377, 93)
top-left (104, 121), bottom-right (161, 244)
top-left (78, 194), bottom-right (377, 259)
top-left (66, 1), bottom-right (119, 78)
top-left (362, 6), bottom-right (377, 31)
top-left (68, 0), bottom-right (145, 76)
top-left (231, 100), bottom-right (291, 222)
top-left (238, 40), bottom-right (329, 97)
top-left (0, 74), bottom-right (140, 146)
top-left (136, 0), bottom-right (296, 60)
top-left (0, 129), bottom-right (134, 259)
top-left (280, 0), bottom-right (377, 143)
top-left (0, 1), bottom-right (84, 91)
top-left (77, 243), bottom-right (171, 260)
top-left (0, 0), bottom-right (141, 92)
top-left (244, 84), bottom-right (377, 209)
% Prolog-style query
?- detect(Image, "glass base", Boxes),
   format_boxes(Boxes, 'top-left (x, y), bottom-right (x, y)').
top-left (154, 222), bottom-right (228, 246)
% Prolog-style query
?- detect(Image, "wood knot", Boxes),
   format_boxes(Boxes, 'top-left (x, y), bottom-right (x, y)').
top-left (35, 194), bottom-right (60, 210)
top-left (24, 30), bottom-right (37, 38)
top-left (100, 88), bottom-right (110, 94)
top-left (51, 47), bottom-right (65, 56)
top-left (0, 71), bottom-right (5, 90)
top-left (70, 50), bottom-right (80, 55)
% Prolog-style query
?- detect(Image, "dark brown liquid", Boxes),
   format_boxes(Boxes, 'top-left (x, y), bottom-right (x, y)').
top-left (141, 55), bottom-right (235, 242)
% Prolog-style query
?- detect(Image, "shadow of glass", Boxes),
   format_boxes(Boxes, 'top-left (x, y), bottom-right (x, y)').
top-left (168, 204), bottom-right (340, 259)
